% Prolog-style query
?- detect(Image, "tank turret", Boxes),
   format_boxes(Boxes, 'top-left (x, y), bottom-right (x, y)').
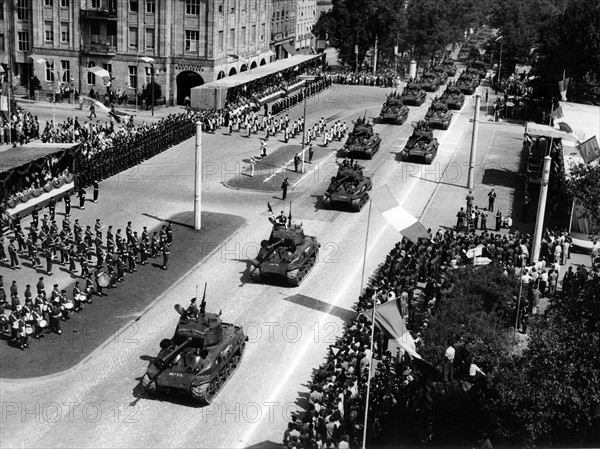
top-left (342, 117), bottom-right (382, 159)
top-left (379, 94), bottom-right (409, 124)
top-left (322, 163), bottom-right (372, 212)
top-left (401, 83), bottom-right (428, 106)
top-left (142, 286), bottom-right (247, 405)
top-left (400, 121), bottom-right (439, 165)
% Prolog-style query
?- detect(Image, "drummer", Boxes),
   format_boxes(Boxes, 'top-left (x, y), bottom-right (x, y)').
top-left (59, 289), bottom-right (72, 320)
top-left (31, 305), bottom-right (45, 339)
top-left (49, 299), bottom-right (62, 335)
top-left (73, 281), bottom-right (84, 312)
top-left (17, 313), bottom-right (29, 350)
top-left (94, 271), bottom-right (107, 297)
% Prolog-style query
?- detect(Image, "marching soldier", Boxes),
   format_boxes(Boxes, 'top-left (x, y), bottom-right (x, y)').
top-left (166, 223), bottom-right (173, 246)
top-left (64, 194), bottom-right (71, 216)
top-left (162, 243), bottom-right (170, 270)
top-left (78, 187), bottom-right (86, 210)
top-left (151, 232), bottom-right (159, 258)
top-left (49, 299), bottom-right (63, 335)
top-left (31, 206), bottom-right (40, 229)
top-left (73, 281), bottom-right (84, 312)
top-left (48, 197), bottom-right (56, 221)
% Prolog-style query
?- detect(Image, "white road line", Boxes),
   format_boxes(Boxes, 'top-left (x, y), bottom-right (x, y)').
top-left (292, 151), bottom-right (336, 189)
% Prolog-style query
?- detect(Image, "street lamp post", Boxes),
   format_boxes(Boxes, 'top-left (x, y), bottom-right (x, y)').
top-left (495, 36), bottom-right (503, 93)
top-left (298, 75), bottom-right (317, 173)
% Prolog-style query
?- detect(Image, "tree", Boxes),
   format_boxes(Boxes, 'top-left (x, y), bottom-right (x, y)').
top-left (143, 80), bottom-right (161, 107)
top-left (565, 162), bottom-right (600, 233)
top-left (484, 273), bottom-right (600, 446)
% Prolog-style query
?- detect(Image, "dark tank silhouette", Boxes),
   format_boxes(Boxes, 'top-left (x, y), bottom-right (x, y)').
top-left (400, 120), bottom-right (439, 164)
top-left (379, 93), bottom-right (409, 124)
top-left (401, 83), bottom-right (428, 106)
top-left (250, 213), bottom-right (319, 286)
top-left (323, 161), bottom-right (373, 212)
top-left (342, 116), bottom-right (382, 159)
top-left (142, 286), bottom-right (247, 405)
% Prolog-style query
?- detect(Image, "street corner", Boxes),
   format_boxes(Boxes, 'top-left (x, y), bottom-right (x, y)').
top-left (0, 211), bottom-right (245, 380)
top-left (223, 141), bottom-right (337, 192)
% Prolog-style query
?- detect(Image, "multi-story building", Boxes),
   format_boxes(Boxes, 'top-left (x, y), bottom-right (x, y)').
top-left (270, 0), bottom-right (295, 59)
top-left (315, 0), bottom-right (331, 17)
top-left (3, 0), bottom-right (276, 106)
top-left (0, 0), bottom-right (34, 91)
top-left (294, 0), bottom-right (315, 52)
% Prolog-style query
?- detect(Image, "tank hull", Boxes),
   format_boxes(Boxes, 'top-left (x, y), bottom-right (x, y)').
top-left (342, 135), bottom-right (382, 159)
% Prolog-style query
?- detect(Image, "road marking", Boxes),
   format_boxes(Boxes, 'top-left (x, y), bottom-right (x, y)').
top-left (291, 150), bottom-right (336, 189)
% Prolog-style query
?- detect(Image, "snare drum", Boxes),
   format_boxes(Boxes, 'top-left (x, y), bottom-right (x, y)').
top-left (97, 272), bottom-right (110, 288)
top-left (63, 301), bottom-right (74, 310)
top-left (38, 319), bottom-right (48, 329)
top-left (75, 293), bottom-right (87, 303)
top-left (25, 325), bottom-right (34, 335)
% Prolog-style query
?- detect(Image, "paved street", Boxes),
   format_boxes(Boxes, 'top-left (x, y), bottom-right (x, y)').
top-left (0, 80), bottom-right (544, 448)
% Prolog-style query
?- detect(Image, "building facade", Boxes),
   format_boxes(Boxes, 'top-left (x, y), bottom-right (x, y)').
top-left (315, 0), bottom-right (331, 17)
top-left (294, 0), bottom-right (315, 51)
top-left (269, 0), bottom-right (295, 60)
top-left (2, 0), bottom-right (278, 106)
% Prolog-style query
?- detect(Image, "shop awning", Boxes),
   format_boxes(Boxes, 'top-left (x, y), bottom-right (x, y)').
top-left (282, 41), bottom-right (296, 57)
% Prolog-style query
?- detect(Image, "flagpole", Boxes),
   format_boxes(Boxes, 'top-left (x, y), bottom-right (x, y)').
top-left (360, 199), bottom-right (374, 449)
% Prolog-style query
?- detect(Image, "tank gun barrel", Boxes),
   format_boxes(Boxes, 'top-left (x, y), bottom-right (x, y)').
top-left (157, 337), bottom-right (193, 368)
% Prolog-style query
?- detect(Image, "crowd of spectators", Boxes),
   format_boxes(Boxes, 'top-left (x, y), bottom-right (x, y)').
top-left (283, 221), bottom-right (582, 448)
top-left (1, 107), bottom-right (40, 147)
top-left (327, 70), bottom-right (400, 88)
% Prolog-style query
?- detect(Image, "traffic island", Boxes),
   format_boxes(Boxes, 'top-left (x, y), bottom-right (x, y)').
top-left (224, 141), bottom-right (337, 192)
top-left (0, 211), bottom-right (244, 379)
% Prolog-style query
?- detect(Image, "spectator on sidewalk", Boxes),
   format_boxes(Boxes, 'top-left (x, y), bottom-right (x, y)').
top-left (488, 189), bottom-right (496, 211)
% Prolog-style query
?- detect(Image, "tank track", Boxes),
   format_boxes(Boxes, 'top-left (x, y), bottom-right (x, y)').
top-left (191, 344), bottom-right (246, 406)
top-left (286, 252), bottom-right (317, 287)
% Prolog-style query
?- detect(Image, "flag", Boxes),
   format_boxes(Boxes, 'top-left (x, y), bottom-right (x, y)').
top-left (394, 45), bottom-right (398, 56)
top-left (550, 105), bottom-right (563, 119)
top-left (361, 298), bottom-right (421, 359)
top-left (80, 96), bottom-right (130, 123)
top-left (577, 136), bottom-right (600, 165)
top-left (0, 82), bottom-right (8, 112)
top-left (558, 77), bottom-right (570, 102)
top-left (354, 45), bottom-right (359, 55)
top-left (370, 186), bottom-right (431, 242)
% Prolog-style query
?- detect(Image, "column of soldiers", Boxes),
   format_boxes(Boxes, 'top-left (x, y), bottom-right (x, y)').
top-left (0, 219), bottom-right (174, 349)
top-left (76, 114), bottom-right (196, 188)
top-left (271, 77), bottom-right (332, 116)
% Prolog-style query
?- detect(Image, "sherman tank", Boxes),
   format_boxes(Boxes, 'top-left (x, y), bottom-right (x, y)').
top-left (249, 220), bottom-right (319, 286)
top-left (431, 66), bottom-right (449, 85)
top-left (400, 121), bottom-right (439, 165)
top-left (379, 94), bottom-right (409, 124)
top-left (401, 83), bottom-right (428, 106)
top-left (466, 61), bottom-right (487, 79)
top-left (342, 118), bottom-right (382, 159)
top-left (420, 72), bottom-right (443, 92)
top-left (425, 102), bottom-right (452, 130)
top-left (439, 60), bottom-right (457, 77)
top-left (142, 289), bottom-right (247, 405)
top-left (456, 73), bottom-right (479, 95)
top-left (322, 162), bottom-right (373, 212)
top-left (439, 85), bottom-right (465, 110)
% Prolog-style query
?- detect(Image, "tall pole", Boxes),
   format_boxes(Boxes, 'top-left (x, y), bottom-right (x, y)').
top-left (467, 94), bottom-right (480, 189)
top-left (301, 87), bottom-right (307, 173)
top-left (373, 34), bottom-right (378, 75)
top-left (151, 65), bottom-right (155, 116)
top-left (360, 200), bottom-right (374, 449)
top-left (498, 41), bottom-right (503, 91)
top-left (530, 155), bottom-right (552, 264)
top-left (194, 121), bottom-right (202, 230)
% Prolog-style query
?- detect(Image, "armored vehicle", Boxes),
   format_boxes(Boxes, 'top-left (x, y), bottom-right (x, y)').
top-left (401, 83), bottom-right (428, 106)
top-left (142, 289), bottom-right (247, 405)
top-left (250, 220), bottom-right (319, 286)
top-left (400, 121), bottom-right (439, 165)
top-left (456, 73), bottom-right (479, 95)
top-left (342, 118), bottom-right (382, 159)
top-left (379, 94), bottom-right (409, 124)
top-left (439, 85), bottom-right (465, 110)
top-left (439, 60), bottom-right (457, 77)
top-left (322, 162), bottom-right (372, 212)
top-left (466, 61), bottom-right (487, 79)
top-left (431, 66), bottom-right (449, 85)
top-left (425, 102), bottom-right (452, 130)
top-left (420, 72), bottom-right (443, 92)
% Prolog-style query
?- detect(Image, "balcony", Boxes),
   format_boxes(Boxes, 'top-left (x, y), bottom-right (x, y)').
top-left (80, 8), bottom-right (118, 20)
top-left (82, 43), bottom-right (117, 56)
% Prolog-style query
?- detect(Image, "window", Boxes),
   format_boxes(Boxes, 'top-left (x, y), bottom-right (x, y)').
top-left (61, 0), bottom-right (69, 7)
top-left (218, 30), bottom-right (224, 52)
top-left (260, 23), bottom-right (265, 41)
top-left (185, 30), bottom-right (199, 52)
top-left (129, 27), bottom-right (138, 48)
top-left (17, 0), bottom-right (29, 20)
top-left (230, 5), bottom-right (235, 13)
top-left (146, 0), bottom-right (155, 13)
top-left (61, 23), bottom-right (69, 43)
top-left (229, 28), bottom-right (234, 48)
top-left (61, 60), bottom-right (70, 82)
top-left (102, 63), bottom-right (112, 77)
top-left (186, 0), bottom-right (199, 15)
top-left (129, 66), bottom-right (138, 89)
top-left (87, 61), bottom-right (95, 85)
top-left (218, 4), bottom-right (223, 13)
top-left (45, 0), bottom-right (53, 6)
top-left (251, 24), bottom-right (256, 44)
top-left (45, 22), bottom-right (53, 42)
top-left (0, 6), bottom-right (3, 20)
top-left (91, 0), bottom-right (100, 7)
top-left (130, 0), bottom-right (138, 12)
top-left (0, 35), bottom-right (4, 52)
top-left (17, 31), bottom-right (29, 51)
top-left (46, 61), bottom-right (55, 82)
top-left (145, 28), bottom-right (155, 49)
top-left (91, 23), bottom-right (100, 44)
top-left (241, 26), bottom-right (246, 46)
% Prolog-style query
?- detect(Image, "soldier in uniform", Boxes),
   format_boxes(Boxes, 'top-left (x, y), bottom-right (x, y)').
top-left (78, 187), bottom-right (86, 210)
top-left (48, 197), bottom-right (56, 221)
top-left (107, 226), bottom-right (115, 253)
top-left (92, 180), bottom-right (99, 203)
top-left (151, 232), bottom-right (159, 258)
top-left (31, 206), bottom-right (40, 229)
top-left (64, 194), bottom-right (71, 216)
top-left (95, 219), bottom-right (104, 240)
top-left (166, 223), bottom-right (173, 245)
top-left (49, 299), bottom-right (63, 334)
top-left (162, 243), bottom-right (170, 270)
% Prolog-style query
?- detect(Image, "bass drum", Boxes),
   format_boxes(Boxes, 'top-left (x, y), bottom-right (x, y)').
top-left (97, 272), bottom-right (111, 288)
top-left (25, 325), bottom-right (34, 335)
top-left (38, 319), bottom-right (48, 329)
top-left (62, 301), bottom-right (74, 310)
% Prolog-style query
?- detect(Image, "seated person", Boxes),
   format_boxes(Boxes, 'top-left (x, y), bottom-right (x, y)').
top-left (502, 215), bottom-right (513, 228)
top-left (186, 297), bottom-right (199, 318)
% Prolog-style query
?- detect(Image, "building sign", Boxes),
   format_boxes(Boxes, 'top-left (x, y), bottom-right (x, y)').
top-left (175, 64), bottom-right (204, 72)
